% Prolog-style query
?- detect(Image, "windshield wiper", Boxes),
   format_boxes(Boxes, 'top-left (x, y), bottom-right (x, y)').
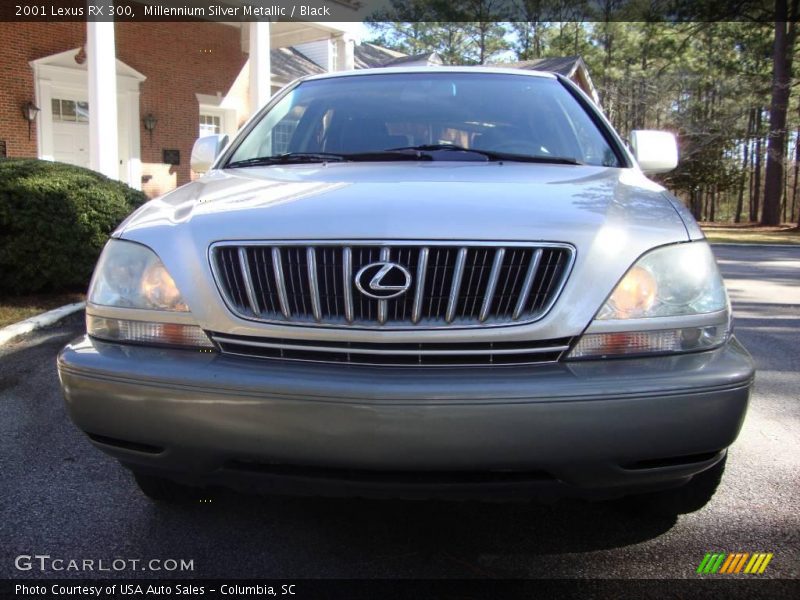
top-left (386, 144), bottom-right (584, 165)
top-left (226, 147), bottom-right (582, 168)
top-left (226, 152), bottom-right (349, 168)
top-left (226, 150), bottom-right (434, 168)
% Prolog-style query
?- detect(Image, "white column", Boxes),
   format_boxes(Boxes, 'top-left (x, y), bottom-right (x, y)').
top-left (87, 17), bottom-right (119, 179)
top-left (325, 39), bottom-right (336, 72)
top-left (127, 90), bottom-right (142, 189)
top-left (35, 75), bottom-right (54, 161)
top-left (249, 21), bottom-right (271, 114)
top-left (334, 35), bottom-right (355, 71)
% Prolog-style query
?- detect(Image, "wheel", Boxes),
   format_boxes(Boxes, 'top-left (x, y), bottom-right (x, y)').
top-left (132, 471), bottom-right (209, 504)
top-left (625, 454), bottom-right (727, 516)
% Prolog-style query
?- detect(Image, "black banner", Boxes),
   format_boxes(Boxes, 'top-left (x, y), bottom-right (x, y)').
top-left (2, 579), bottom-right (800, 600)
top-left (0, 0), bottom-right (785, 23)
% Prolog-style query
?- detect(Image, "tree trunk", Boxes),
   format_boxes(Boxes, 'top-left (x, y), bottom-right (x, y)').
top-left (709, 185), bottom-right (716, 222)
top-left (762, 2), bottom-right (798, 225)
top-left (752, 111), bottom-right (763, 222)
top-left (792, 125), bottom-right (800, 223)
top-left (749, 124), bottom-right (757, 221)
top-left (784, 138), bottom-right (791, 222)
top-left (735, 112), bottom-right (752, 223)
top-left (691, 188), bottom-right (702, 220)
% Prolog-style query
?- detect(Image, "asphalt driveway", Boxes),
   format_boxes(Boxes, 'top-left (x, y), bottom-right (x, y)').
top-left (1, 245), bottom-right (798, 581)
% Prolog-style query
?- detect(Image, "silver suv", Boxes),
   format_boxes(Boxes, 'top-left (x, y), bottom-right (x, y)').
top-left (58, 68), bottom-right (754, 513)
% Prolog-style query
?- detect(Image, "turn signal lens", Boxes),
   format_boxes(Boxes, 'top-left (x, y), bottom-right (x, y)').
top-left (87, 315), bottom-right (214, 349)
top-left (567, 325), bottom-right (729, 359)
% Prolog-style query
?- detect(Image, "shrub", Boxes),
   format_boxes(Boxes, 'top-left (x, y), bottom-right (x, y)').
top-left (0, 159), bottom-right (148, 295)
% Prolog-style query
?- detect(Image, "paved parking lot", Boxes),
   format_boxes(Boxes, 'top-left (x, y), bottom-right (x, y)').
top-left (1, 245), bottom-right (798, 581)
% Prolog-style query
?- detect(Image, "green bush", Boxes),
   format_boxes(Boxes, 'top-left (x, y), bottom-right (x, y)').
top-left (0, 159), bottom-right (148, 295)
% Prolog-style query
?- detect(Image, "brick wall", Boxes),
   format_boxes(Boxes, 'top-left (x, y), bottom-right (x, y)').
top-left (0, 21), bottom-right (246, 197)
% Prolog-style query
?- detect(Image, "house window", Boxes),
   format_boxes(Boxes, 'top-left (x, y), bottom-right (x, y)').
top-left (199, 114), bottom-right (221, 136)
top-left (52, 99), bottom-right (89, 122)
top-left (330, 40), bottom-right (338, 70)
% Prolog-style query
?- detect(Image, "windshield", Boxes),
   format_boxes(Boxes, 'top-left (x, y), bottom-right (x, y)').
top-left (226, 72), bottom-right (622, 167)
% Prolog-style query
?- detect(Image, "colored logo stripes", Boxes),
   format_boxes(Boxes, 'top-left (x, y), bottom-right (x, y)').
top-left (697, 552), bottom-right (773, 574)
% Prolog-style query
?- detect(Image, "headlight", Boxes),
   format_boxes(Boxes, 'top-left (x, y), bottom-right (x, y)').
top-left (87, 240), bottom-right (214, 350)
top-left (596, 242), bottom-right (727, 319)
top-left (88, 239), bottom-right (189, 311)
top-left (568, 242), bottom-right (730, 359)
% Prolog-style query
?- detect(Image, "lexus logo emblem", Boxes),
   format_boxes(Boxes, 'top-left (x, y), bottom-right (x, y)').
top-left (355, 261), bottom-right (412, 299)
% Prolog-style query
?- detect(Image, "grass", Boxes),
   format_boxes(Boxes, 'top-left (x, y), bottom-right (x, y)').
top-left (700, 223), bottom-right (800, 245)
top-left (0, 293), bottom-right (85, 328)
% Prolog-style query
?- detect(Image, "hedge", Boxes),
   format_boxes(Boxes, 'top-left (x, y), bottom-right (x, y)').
top-left (0, 159), bottom-right (148, 295)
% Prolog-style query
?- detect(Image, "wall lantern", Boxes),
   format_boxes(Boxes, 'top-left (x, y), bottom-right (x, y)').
top-left (142, 113), bottom-right (157, 142)
top-left (23, 102), bottom-right (40, 140)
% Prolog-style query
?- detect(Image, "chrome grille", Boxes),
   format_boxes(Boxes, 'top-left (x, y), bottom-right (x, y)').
top-left (210, 242), bottom-right (574, 329)
top-left (210, 333), bottom-right (573, 366)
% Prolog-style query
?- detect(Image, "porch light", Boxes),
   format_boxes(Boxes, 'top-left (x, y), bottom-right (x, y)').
top-left (142, 113), bottom-right (157, 142)
top-left (23, 102), bottom-right (40, 140)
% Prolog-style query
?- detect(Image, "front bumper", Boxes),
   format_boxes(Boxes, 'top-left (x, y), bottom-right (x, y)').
top-left (58, 335), bottom-right (754, 499)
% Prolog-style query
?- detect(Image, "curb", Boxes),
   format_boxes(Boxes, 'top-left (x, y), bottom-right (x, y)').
top-left (0, 302), bottom-right (85, 347)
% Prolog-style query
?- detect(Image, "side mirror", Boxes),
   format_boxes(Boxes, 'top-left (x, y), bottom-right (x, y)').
top-left (629, 130), bottom-right (678, 174)
top-left (190, 134), bottom-right (229, 174)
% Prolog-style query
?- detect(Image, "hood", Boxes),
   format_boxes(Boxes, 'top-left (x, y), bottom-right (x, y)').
top-left (121, 162), bottom-right (687, 246)
top-left (116, 162), bottom-right (692, 342)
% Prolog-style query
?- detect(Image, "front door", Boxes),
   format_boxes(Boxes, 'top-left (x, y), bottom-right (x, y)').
top-left (50, 95), bottom-right (129, 181)
top-left (51, 97), bottom-right (90, 168)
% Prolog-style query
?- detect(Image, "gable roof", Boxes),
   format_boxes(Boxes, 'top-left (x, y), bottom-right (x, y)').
top-left (381, 52), bottom-right (443, 67)
top-left (29, 47), bottom-right (146, 82)
top-left (503, 56), bottom-right (585, 77)
top-left (354, 42), bottom-right (407, 69)
top-left (270, 47), bottom-right (325, 83)
top-left (500, 56), bottom-right (600, 104)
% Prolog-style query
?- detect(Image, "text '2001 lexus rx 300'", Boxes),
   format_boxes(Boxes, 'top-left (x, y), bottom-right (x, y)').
top-left (58, 68), bottom-right (754, 514)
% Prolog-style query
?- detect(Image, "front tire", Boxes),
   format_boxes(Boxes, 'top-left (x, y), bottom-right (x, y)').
top-left (626, 454), bottom-right (727, 516)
